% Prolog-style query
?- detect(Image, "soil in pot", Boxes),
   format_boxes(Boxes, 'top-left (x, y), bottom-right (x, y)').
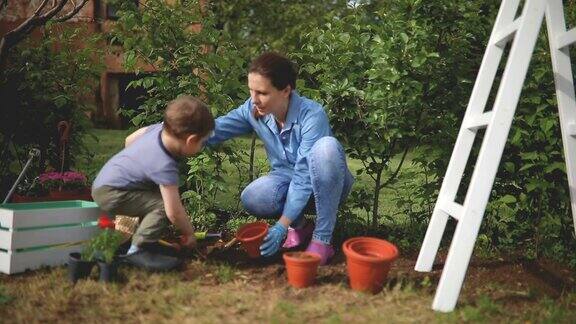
top-left (283, 251), bottom-right (321, 288)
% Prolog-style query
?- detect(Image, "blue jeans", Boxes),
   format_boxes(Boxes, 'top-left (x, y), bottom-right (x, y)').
top-left (240, 136), bottom-right (354, 244)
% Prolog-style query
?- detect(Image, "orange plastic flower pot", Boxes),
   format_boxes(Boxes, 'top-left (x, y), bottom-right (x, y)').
top-left (236, 222), bottom-right (269, 258)
top-left (283, 251), bottom-right (321, 288)
top-left (343, 237), bottom-right (399, 294)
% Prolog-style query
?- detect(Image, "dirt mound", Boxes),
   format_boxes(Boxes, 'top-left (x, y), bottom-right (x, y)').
top-left (181, 239), bottom-right (576, 308)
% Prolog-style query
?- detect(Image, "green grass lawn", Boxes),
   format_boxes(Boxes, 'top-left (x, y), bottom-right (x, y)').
top-left (1, 252), bottom-right (575, 323)
top-left (2, 128), bottom-right (573, 323)
top-left (76, 128), bottom-right (130, 182)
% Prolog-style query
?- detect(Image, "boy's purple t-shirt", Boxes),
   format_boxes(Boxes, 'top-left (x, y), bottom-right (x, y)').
top-left (93, 123), bottom-right (179, 190)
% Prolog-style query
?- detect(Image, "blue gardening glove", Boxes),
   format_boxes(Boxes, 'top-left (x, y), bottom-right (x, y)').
top-left (260, 222), bottom-right (288, 257)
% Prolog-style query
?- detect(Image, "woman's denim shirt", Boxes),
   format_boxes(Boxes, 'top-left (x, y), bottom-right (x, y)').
top-left (208, 91), bottom-right (333, 221)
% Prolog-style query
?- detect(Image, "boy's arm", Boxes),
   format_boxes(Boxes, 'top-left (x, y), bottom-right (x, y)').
top-left (159, 184), bottom-right (197, 248)
top-left (125, 126), bottom-right (149, 147)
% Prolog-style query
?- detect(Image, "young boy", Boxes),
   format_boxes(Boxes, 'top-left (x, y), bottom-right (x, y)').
top-left (91, 95), bottom-right (214, 271)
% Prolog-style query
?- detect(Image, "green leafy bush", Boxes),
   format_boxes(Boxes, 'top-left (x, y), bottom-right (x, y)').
top-left (109, 0), bottom-right (251, 224)
top-left (0, 25), bottom-right (103, 197)
top-left (295, 0), bottom-right (494, 230)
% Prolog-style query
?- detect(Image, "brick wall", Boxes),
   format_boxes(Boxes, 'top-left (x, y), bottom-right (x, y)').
top-left (0, 0), bottom-right (171, 129)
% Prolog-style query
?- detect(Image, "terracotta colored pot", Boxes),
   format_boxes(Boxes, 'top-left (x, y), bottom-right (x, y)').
top-left (283, 251), bottom-right (321, 288)
top-left (236, 222), bottom-right (269, 258)
top-left (343, 237), bottom-right (399, 294)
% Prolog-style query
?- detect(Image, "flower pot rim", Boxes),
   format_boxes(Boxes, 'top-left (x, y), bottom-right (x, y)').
top-left (236, 221), bottom-right (269, 243)
top-left (343, 236), bottom-right (396, 249)
top-left (283, 251), bottom-right (321, 265)
top-left (343, 237), bottom-right (399, 263)
top-left (69, 252), bottom-right (94, 263)
top-left (69, 252), bottom-right (82, 259)
top-left (96, 258), bottom-right (119, 264)
top-left (342, 236), bottom-right (385, 247)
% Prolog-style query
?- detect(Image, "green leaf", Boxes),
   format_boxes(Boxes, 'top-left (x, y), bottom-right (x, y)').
top-left (499, 195), bottom-right (517, 204)
top-left (400, 33), bottom-right (409, 44)
top-left (54, 95), bottom-right (68, 108)
top-left (544, 162), bottom-right (565, 173)
top-left (339, 33), bottom-right (351, 44)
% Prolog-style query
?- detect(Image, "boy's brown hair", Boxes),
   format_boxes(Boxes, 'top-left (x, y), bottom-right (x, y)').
top-left (163, 95), bottom-right (214, 139)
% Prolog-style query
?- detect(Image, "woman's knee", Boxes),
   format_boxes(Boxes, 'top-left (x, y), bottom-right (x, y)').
top-left (240, 179), bottom-right (285, 217)
top-left (310, 136), bottom-right (344, 162)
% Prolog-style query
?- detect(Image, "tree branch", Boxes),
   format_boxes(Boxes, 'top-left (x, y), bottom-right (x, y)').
top-left (38, 0), bottom-right (69, 23)
top-left (379, 145), bottom-right (410, 190)
top-left (361, 157), bottom-right (377, 182)
top-left (0, 0), bottom-right (90, 68)
top-left (8, 0), bottom-right (66, 41)
top-left (35, 0), bottom-right (52, 16)
top-left (55, 0), bottom-right (89, 22)
top-left (0, 0), bottom-right (8, 12)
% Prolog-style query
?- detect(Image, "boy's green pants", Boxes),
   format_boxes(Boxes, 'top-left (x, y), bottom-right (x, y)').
top-left (92, 186), bottom-right (168, 246)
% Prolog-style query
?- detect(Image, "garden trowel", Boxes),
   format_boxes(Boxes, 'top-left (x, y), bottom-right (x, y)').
top-left (158, 231), bottom-right (222, 251)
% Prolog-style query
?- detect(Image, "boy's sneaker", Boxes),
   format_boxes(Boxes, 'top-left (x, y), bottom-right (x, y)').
top-left (305, 240), bottom-right (335, 265)
top-left (121, 249), bottom-right (181, 272)
top-left (282, 222), bottom-right (314, 249)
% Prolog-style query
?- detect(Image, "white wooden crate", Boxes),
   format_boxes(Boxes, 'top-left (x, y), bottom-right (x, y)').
top-left (0, 200), bottom-right (102, 274)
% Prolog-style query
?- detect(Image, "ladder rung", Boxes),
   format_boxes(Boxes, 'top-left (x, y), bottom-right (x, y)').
top-left (492, 18), bottom-right (521, 47)
top-left (556, 28), bottom-right (576, 50)
top-left (465, 111), bottom-right (493, 130)
top-left (440, 201), bottom-right (463, 221)
top-left (568, 122), bottom-right (576, 137)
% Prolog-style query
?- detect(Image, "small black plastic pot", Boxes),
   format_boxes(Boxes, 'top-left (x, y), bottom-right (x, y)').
top-left (68, 252), bottom-right (95, 283)
top-left (97, 259), bottom-right (119, 283)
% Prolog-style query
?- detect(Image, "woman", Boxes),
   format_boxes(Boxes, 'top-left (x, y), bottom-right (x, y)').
top-left (208, 52), bottom-right (354, 265)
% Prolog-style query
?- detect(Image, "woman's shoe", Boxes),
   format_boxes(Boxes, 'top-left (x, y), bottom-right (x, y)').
top-left (282, 222), bottom-right (314, 249)
top-left (305, 240), bottom-right (335, 265)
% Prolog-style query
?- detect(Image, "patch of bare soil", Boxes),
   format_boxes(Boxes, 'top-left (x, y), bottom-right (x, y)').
top-left (388, 251), bottom-right (576, 309)
top-left (179, 235), bottom-right (576, 310)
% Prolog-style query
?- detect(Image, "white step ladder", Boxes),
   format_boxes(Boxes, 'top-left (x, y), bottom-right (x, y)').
top-left (415, 0), bottom-right (576, 312)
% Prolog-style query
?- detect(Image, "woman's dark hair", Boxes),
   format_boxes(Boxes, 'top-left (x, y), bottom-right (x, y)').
top-left (248, 52), bottom-right (298, 90)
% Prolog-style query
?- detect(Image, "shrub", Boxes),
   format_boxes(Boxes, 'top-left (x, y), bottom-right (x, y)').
top-left (0, 25), bottom-right (103, 197)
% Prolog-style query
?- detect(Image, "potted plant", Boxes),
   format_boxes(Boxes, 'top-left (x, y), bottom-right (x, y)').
top-left (68, 216), bottom-right (123, 283)
top-left (86, 215), bottom-right (124, 282)
top-left (67, 245), bottom-right (96, 284)
top-left (38, 171), bottom-right (92, 201)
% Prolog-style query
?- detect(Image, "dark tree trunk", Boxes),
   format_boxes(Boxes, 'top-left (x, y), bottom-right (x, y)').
top-left (249, 133), bottom-right (257, 182)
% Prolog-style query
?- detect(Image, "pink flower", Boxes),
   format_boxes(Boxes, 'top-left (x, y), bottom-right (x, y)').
top-left (38, 171), bottom-right (88, 190)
